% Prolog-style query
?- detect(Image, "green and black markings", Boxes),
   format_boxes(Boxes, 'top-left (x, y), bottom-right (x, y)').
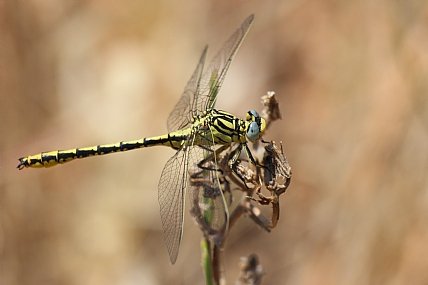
top-left (17, 109), bottom-right (263, 170)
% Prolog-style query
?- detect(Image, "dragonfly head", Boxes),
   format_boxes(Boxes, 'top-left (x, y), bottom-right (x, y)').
top-left (245, 110), bottom-right (266, 142)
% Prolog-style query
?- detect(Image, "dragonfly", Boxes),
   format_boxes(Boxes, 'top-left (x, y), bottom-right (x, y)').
top-left (17, 14), bottom-right (266, 264)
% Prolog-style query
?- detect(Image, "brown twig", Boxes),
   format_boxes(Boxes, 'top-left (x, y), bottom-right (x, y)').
top-left (189, 92), bottom-right (291, 284)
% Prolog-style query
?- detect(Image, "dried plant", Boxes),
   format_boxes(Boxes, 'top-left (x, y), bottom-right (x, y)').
top-left (189, 92), bottom-right (292, 285)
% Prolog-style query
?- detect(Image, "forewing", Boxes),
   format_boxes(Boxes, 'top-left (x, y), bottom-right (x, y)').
top-left (167, 47), bottom-right (207, 132)
top-left (158, 148), bottom-right (189, 264)
top-left (194, 14), bottom-right (254, 113)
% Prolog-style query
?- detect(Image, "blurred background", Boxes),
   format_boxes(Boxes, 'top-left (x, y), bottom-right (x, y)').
top-left (2, 1), bottom-right (428, 284)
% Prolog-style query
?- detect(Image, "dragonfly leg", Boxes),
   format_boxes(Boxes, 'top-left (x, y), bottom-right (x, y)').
top-left (260, 137), bottom-right (270, 144)
top-left (194, 145), bottom-right (228, 175)
top-left (228, 143), bottom-right (271, 188)
top-left (228, 146), bottom-right (251, 188)
top-left (243, 143), bottom-right (272, 176)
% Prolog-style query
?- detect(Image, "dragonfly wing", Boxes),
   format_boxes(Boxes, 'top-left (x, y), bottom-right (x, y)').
top-left (158, 147), bottom-right (189, 264)
top-left (195, 14), bottom-right (254, 112)
top-left (168, 15), bottom-right (254, 130)
top-left (187, 131), bottom-right (229, 246)
top-left (167, 47), bottom-right (208, 133)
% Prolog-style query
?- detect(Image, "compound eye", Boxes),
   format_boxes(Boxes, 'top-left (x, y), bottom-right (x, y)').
top-left (249, 110), bottom-right (259, 117)
top-left (246, 110), bottom-right (259, 121)
top-left (247, 121), bottom-right (260, 141)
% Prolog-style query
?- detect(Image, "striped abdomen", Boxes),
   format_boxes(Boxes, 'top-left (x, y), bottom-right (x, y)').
top-left (17, 131), bottom-right (189, 170)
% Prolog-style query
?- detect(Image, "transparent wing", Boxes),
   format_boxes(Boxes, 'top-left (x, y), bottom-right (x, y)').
top-left (167, 14), bottom-right (254, 133)
top-left (158, 147), bottom-right (189, 264)
top-left (167, 47), bottom-right (207, 133)
top-left (159, 15), bottom-right (254, 263)
top-left (188, 130), bottom-right (229, 246)
top-left (194, 14), bottom-right (254, 113)
top-left (188, 151), bottom-right (228, 246)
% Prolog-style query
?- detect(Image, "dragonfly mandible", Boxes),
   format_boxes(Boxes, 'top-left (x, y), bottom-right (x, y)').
top-left (17, 14), bottom-right (266, 264)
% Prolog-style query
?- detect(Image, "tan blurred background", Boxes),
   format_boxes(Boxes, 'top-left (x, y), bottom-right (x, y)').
top-left (2, 1), bottom-right (428, 285)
